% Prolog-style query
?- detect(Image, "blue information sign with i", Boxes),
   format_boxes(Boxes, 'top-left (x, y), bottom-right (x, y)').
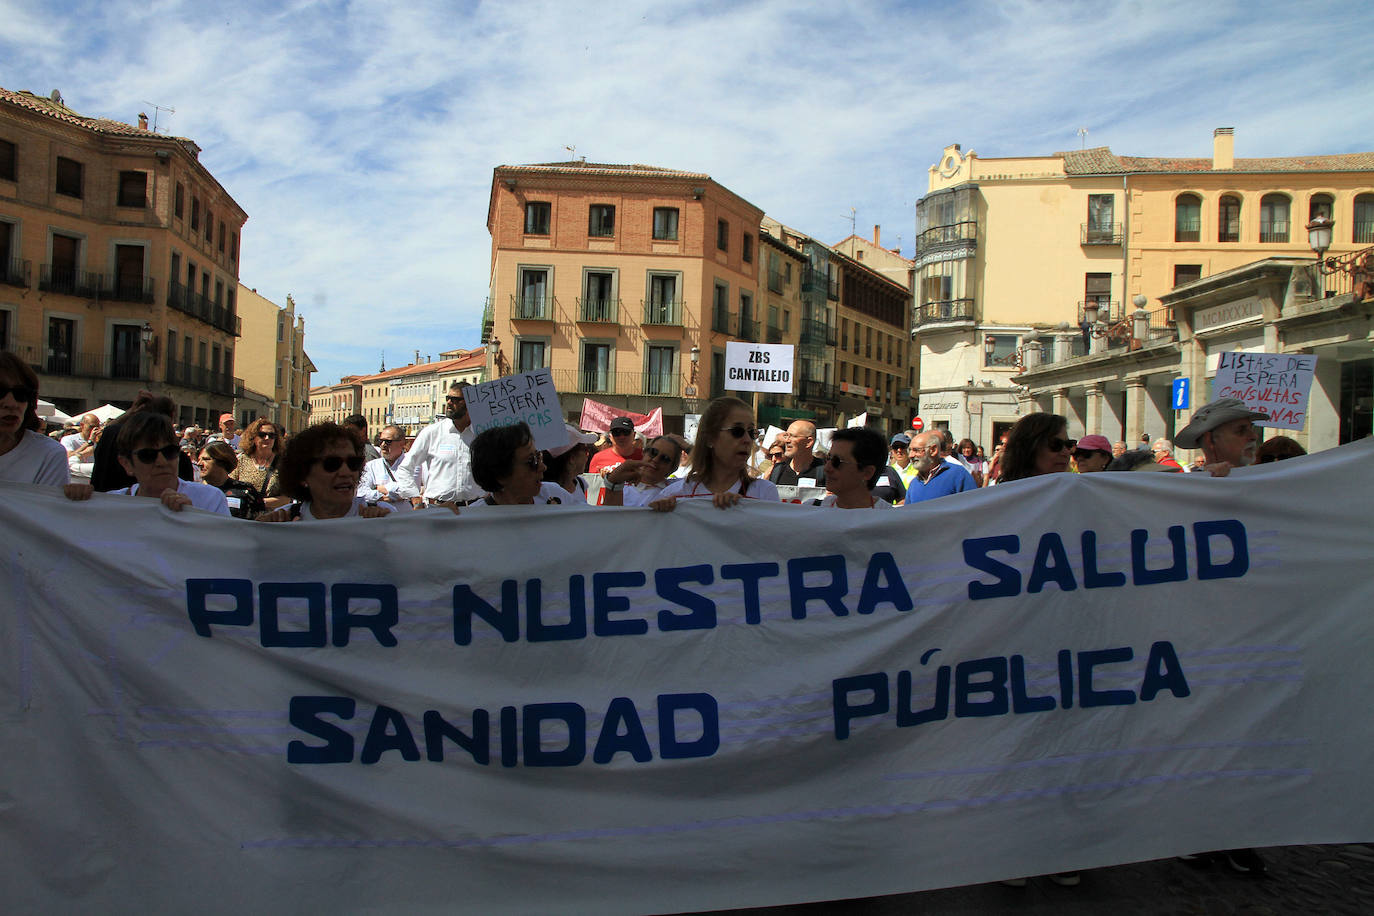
top-left (1172, 378), bottom-right (1190, 410)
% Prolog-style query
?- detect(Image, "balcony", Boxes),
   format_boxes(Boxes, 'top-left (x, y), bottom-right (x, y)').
top-left (168, 280), bottom-right (241, 336)
top-left (797, 379), bottom-right (837, 403)
top-left (3, 258), bottom-right (28, 287)
top-left (799, 318), bottom-right (836, 347)
top-left (914, 221), bottom-right (978, 268)
top-left (766, 324), bottom-right (782, 343)
top-left (914, 298), bottom-right (976, 328)
top-left (737, 316), bottom-right (758, 342)
top-left (7, 339), bottom-right (149, 382)
top-left (711, 308), bottom-right (732, 335)
top-left (577, 297), bottom-right (620, 323)
top-left (511, 294), bottom-right (555, 321)
top-left (1259, 222), bottom-right (1290, 244)
top-left (480, 297), bottom-right (494, 343)
top-left (551, 369), bottom-right (682, 398)
top-left (166, 359), bottom-right (235, 395)
top-left (1081, 222), bottom-right (1123, 246)
top-left (642, 298), bottom-right (683, 326)
top-left (40, 265), bottom-right (102, 298)
top-left (800, 267), bottom-right (840, 299)
top-left (104, 274), bottom-right (156, 303)
top-left (767, 270), bottom-right (784, 294)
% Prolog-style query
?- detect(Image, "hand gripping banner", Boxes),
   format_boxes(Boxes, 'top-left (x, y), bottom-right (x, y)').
top-left (2, 439), bottom-right (1372, 913)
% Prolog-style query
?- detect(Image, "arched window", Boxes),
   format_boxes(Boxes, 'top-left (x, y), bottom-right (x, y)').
top-left (1309, 193), bottom-right (1334, 222)
top-left (1354, 194), bottom-right (1374, 245)
top-left (1218, 195), bottom-right (1241, 243)
top-left (1259, 193), bottom-right (1290, 243)
top-left (1175, 194), bottom-right (1201, 242)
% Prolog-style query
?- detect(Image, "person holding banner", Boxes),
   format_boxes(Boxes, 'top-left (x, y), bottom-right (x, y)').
top-left (65, 412), bottom-right (229, 514)
top-left (259, 422), bottom-right (390, 521)
top-left (602, 434), bottom-right (682, 507)
top-left (357, 424), bottom-right (415, 512)
top-left (808, 427), bottom-right (893, 509)
top-left (468, 421), bottom-right (580, 508)
top-left (0, 351), bottom-right (69, 487)
top-left (652, 397), bottom-right (780, 509)
top-left (231, 418), bottom-right (290, 512)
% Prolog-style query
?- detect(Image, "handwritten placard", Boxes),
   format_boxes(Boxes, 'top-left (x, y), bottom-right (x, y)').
top-left (1213, 352), bottom-right (1317, 430)
top-left (465, 369), bottom-right (569, 451)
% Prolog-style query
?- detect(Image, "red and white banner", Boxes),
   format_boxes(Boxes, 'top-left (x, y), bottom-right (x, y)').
top-left (578, 398), bottom-right (663, 438)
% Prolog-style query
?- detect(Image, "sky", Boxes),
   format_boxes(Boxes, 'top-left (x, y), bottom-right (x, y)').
top-left (4, 0), bottom-right (1373, 386)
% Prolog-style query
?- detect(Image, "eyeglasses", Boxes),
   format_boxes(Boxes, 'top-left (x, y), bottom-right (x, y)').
top-left (131, 444), bottom-right (180, 464)
top-left (314, 455), bottom-right (365, 472)
top-left (0, 384), bottom-right (36, 403)
top-left (826, 454), bottom-right (863, 470)
top-left (379, 437), bottom-right (402, 445)
top-left (522, 452), bottom-right (544, 470)
top-left (891, 444), bottom-right (908, 451)
top-left (444, 395), bottom-right (465, 405)
top-left (645, 446), bottom-right (675, 465)
top-left (1047, 437), bottom-right (1077, 453)
top-left (722, 425), bottom-right (758, 440)
top-left (257, 431), bottom-right (277, 440)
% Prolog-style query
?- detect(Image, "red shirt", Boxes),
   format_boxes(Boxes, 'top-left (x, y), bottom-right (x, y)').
top-left (589, 445), bottom-right (642, 474)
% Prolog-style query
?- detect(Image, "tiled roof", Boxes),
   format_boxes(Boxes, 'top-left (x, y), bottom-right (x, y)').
top-left (499, 161), bottom-right (710, 180)
top-left (1061, 146), bottom-right (1374, 175)
top-left (0, 87), bottom-right (185, 140)
top-left (353, 353), bottom-right (485, 384)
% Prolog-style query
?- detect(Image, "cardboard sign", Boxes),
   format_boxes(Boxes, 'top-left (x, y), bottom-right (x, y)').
top-left (465, 369), bottom-right (569, 451)
top-left (724, 342), bottom-right (795, 393)
top-left (1212, 352), bottom-right (1317, 430)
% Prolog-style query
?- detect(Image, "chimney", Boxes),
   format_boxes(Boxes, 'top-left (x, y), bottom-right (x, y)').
top-left (873, 225), bottom-right (881, 247)
top-left (138, 112), bottom-right (149, 131)
top-left (1213, 128), bottom-right (1234, 170)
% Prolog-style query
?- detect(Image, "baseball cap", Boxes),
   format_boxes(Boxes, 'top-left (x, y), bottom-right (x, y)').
top-left (889, 433), bottom-right (910, 447)
top-left (1076, 434), bottom-right (1112, 453)
top-left (609, 417), bottom-right (635, 435)
top-left (219, 413), bottom-right (234, 424)
top-left (1174, 398), bottom-right (1269, 449)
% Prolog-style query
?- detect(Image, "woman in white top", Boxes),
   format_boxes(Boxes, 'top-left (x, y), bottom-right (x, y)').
top-left (603, 434), bottom-right (682, 507)
top-left (64, 411), bottom-right (229, 514)
top-left (259, 422), bottom-right (391, 521)
top-left (653, 397), bottom-right (780, 510)
top-left (810, 427), bottom-right (894, 509)
top-left (0, 352), bottom-right (70, 487)
top-left (468, 421), bottom-right (578, 508)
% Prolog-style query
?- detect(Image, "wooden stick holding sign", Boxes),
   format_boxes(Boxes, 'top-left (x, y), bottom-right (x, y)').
top-left (464, 368), bottom-right (569, 452)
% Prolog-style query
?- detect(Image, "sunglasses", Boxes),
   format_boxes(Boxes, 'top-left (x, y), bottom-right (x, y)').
top-left (314, 455), bottom-right (365, 472)
top-left (257, 430), bottom-right (277, 440)
top-left (131, 444), bottom-right (180, 464)
top-left (1047, 437), bottom-right (1077, 453)
top-left (1072, 449), bottom-right (1104, 460)
top-left (722, 425), bottom-right (758, 440)
top-left (522, 452), bottom-right (543, 470)
top-left (826, 454), bottom-right (864, 470)
top-left (610, 428), bottom-right (633, 437)
top-left (445, 396), bottom-right (466, 405)
top-left (379, 437), bottom-right (402, 445)
top-left (645, 446), bottom-right (676, 465)
top-left (0, 384), bottom-right (36, 403)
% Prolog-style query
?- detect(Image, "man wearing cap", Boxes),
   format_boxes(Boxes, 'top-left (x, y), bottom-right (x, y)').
top-left (394, 381), bottom-right (482, 509)
top-left (769, 419), bottom-right (826, 488)
top-left (1174, 397), bottom-right (1268, 476)
top-left (209, 413), bottom-right (240, 449)
top-left (886, 434), bottom-right (919, 498)
top-left (903, 430), bottom-right (976, 504)
top-left (589, 416), bottom-right (643, 474)
top-left (1073, 435), bottom-right (1114, 473)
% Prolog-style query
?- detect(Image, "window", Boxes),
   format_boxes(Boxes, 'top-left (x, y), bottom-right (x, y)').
top-left (0, 221), bottom-right (13, 277)
top-left (1085, 272), bottom-right (1113, 320)
top-left (1086, 194), bottom-right (1115, 242)
top-left (742, 233), bottom-right (753, 263)
top-left (516, 267), bottom-right (550, 319)
top-left (712, 282), bottom-right (730, 333)
top-left (114, 244), bottom-right (146, 300)
top-left (55, 156), bottom-right (83, 198)
top-left (1259, 193), bottom-right (1290, 243)
top-left (1175, 194), bottom-right (1201, 242)
top-left (716, 219), bottom-right (729, 252)
top-left (191, 197), bottom-right (200, 232)
top-left (525, 202), bottom-right (550, 235)
top-left (47, 317), bottom-right (76, 374)
top-left (984, 334), bottom-right (1018, 368)
top-left (230, 231), bottom-right (238, 264)
top-left (1218, 195), bottom-right (1240, 243)
top-left (588, 204), bottom-right (615, 237)
top-left (174, 183), bottom-right (184, 219)
top-left (1309, 194), bottom-right (1334, 223)
top-left (653, 207), bottom-right (679, 240)
top-left (117, 171), bottom-right (146, 207)
top-left (1353, 194), bottom-right (1374, 244)
top-left (646, 272), bottom-right (680, 324)
top-left (205, 208), bottom-right (214, 242)
top-left (0, 138), bottom-right (14, 181)
top-left (516, 339), bottom-right (546, 373)
top-left (49, 233), bottom-right (80, 294)
top-left (218, 222), bottom-right (225, 253)
top-left (739, 291), bottom-right (753, 338)
top-left (582, 270), bottom-right (615, 321)
top-left (277, 313), bottom-right (285, 342)
top-left (215, 279), bottom-right (224, 307)
top-left (1174, 264), bottom-right (1202, 287)
top-left (581, 342), bottom-right (612, 392)
top-left (646, 345), bottom-right (675, 395)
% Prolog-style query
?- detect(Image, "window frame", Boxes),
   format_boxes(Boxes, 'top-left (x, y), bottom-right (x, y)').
top-left (1258, 193), bottom-right (1290, 244)
top-left (1218, 195), bottom-right (1241, 243)
top-left (524, 201), bottom-right (551, 235)
top-left (1174, 193), bottom-right (1201, 243)
top-left (55, 156), bottom-right (83, 198)
top-left (117, 170), bottom-right (147, 208)
top-left (716, 219), bottom-right (729, 252)
top-left (588, 204), bottom-right (615, 238)
top-left (0, 138), bottom-right (15, 182)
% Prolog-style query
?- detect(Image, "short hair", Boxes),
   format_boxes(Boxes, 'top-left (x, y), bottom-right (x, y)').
top-left (831, 427), bottom-right (886, 490)
top-left (449, 380), bottom-right (470, 394)
top-left (200, 440), bottom-right (239, 473)
top-left (997, 413), bottom-right (1067, 483)
top-left (471, 422), bottom-right (533, 493)
top-left (687, 397), bottom-right (753, 486)
top-left (646, 434), bottom-right (683, 466)
top-left (239, 417), bottom-right (283, 458)
top-left (278, 422), bottom-right (361, 502)
top-left (342, 414), bottom-right (367, 431)
top-left (0, 351), bottom-right (42, 432)
top-left (117, 412), bottom-right (176, 455)
top-left (380, 424), bottom-right (405, 440)
top-left (1255, 435), bottom-right (1307, 463)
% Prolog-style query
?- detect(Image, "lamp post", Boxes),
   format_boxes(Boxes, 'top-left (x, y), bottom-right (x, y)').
top-left (1307, 214), bottom-right (1334, 297)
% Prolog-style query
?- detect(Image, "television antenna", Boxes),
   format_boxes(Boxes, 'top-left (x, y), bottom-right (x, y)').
top-left (142, 101), bottom-right (176, 133)
top-left (1077, 126), bottom-right (1089, 149)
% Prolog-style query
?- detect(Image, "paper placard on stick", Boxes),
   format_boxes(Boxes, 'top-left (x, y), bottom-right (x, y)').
top-left (724, 342), bottom-right (795, 393)
top-left (465, 369), bottom-right (569, 451)
top-left (1213, 352), bottom-right (1317, 430)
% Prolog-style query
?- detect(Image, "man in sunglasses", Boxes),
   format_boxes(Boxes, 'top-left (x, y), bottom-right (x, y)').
top-left (358, 424), bottom-right (414, 511)
top-left (394, 382), bottom-right (482, 509)
top-left (768, 419), bottom-right (826, 488)
top-left (589, 416), bottom-right (643, 475)
top-left (903, 430), bottom-right (976, 505)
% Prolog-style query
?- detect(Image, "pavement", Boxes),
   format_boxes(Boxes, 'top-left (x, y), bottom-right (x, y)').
top-left (696, 844), bottom-right (1374, 915)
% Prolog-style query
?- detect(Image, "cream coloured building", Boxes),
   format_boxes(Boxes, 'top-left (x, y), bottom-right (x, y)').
top-left (235, 286), bottom-right (311, 432)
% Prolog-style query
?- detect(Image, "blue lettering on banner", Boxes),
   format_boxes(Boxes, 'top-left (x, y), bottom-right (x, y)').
top-left (186, 580), bottom-right (400, 646)
top-left (833, 641), bottom-right (1189, 740)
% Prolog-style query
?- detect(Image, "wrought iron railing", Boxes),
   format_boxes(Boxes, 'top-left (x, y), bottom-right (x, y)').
top-left (40, 265), bottom-right (102, 298)
top-left (915, 220), bottom-right (978, 254)
top-left (105, 274), bottom-right (155, 303)
top-left (641, 299), bottom-right (683, 326)
top-left (577, 297), bottom-right (619, 323)
top-left (711, 309), bottom-right (732, 335)
top-left (551, 369), bottom-right (682, 397)
top-left (1259, 221), bottom-right (1290, 244)
top-left (2, 258), bottom-right (28, 287)
top-left (797, 379), bottom-right (838, 403)
top-left (167, 359), bottom-right (235, 394)
top-left (1081, 222), bottom-right (1123, 245)
top-left (766, 325), bottom-right (782, 343)
top-left (737, 317), bottom-right (758, 342)
top-left (510, 294), bottom-right (555, 320)
top-left (913, 298), bottom-right (975, 326)
top-left (168, 280), bottom-right (240, 336)
top-left (767, 270), bottom-right (785, 294)
top-left (1077, 300), bottom-right (1121, 325)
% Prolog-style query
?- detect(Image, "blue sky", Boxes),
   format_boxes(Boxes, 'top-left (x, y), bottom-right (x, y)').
top-left (4, 0), bottom-right (1372, 386)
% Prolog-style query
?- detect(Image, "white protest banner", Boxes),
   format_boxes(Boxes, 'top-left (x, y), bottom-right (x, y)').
top-left (3, 439), bottom-right (1373, 914)
top-left (465, 368), bottom-right (568, 451)
top-left (1213, 352), bottom-right (1317, 430)
top-left (775, 484), bottom-right (827, 504)
top-left (724, 341), bottom-right (794, 393)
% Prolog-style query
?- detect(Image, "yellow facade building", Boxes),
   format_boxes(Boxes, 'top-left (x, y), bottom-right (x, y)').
top-left (0, 86), bottom-right (246, 428)
top-left (235, 286), bottom-right (312, 433)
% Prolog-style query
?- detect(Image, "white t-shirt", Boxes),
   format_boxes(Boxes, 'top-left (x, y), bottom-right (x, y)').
top-left (114, 478), bottom-right (230, 515)
top-left (61, 432), bottom-right (89, 453)
top-left (299, 496), bottom-right (390, 520)
top-left (465, 481), bottom-right (585, 510)
top-left (657, 476), bottom-right (781, 502)
top-left (809, 493), bottom-right (893, 509)
top-left (622, 481), bottom-right (669, 507)
top-left (0, 430), bottom-right (72, 486)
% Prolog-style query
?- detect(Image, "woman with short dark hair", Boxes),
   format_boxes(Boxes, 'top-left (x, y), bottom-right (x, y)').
top-left (812, 427), bottom-right (894, 509)
top-left (66, 412), bottom-right (229, 514)
top-left (197, 441), bottom-right (265, 518)
top-left (468, 422), bottom-right (577, 508)
top-left (0, 351), bottom-right (69, 487)
top-left (259, 422), bottom-right (389, 521)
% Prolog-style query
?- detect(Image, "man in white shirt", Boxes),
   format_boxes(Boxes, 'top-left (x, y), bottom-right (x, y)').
top-left (394, 382), bottom-right (481, 509)
top-left (62, 414), bottom-right (100, 457)
top-left (358, 424), bottom-right (414, 511)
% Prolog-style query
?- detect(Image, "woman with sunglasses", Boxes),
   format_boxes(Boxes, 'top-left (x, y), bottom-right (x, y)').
top-left (468, 422), bottom-right (579, 508)
top-left (652, 397), bottom-right (780, 510)
top-left (232, 417), bottom-right (290, 511)
top-left (66, 412), bottom-right (229, 513)
top-left (996, 413), bottom-right (1075, 484)
top-left (0, 351), bottom-right (70, 487)
top-left (197, 441), bottom-right (266, 518)
top-left (602, 435), bottom-right (683, 507)
top-left (811, 427), bottom-right (894, 509)
top-left (257, 422), bottom-right (388, 521)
